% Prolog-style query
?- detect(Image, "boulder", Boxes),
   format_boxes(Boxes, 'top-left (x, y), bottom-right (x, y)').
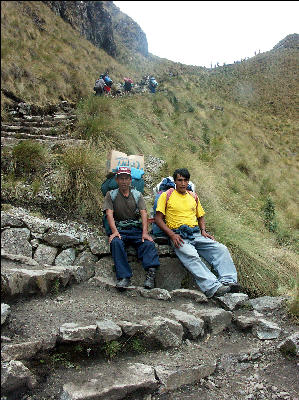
top-left (59, 323), bottom-right (97, 343)
top-left (95, 320), bottom-right (122, 341)
top-left (74, 250), bottom-right (98, 266)
top-left (61, 363), bottom-right (158, 400)
top-left (144, 317), bottom-right (184, 349)
top-left (34, 244), bottom-right (58, 265)
top-left (249, 296), bottom-right (286, 311)
top-left (155, 361), bottom-right (216, 392)
top-left (168, 309), bottom-right (204, 339)
top-left (278, 333), bottom-right (299, 355)
top-left (253, 318), bottom-right (282, 340)
top-left (195, 309), bottom-right (233, 334)
top-left (1, 228), bottom-right (32, 258)
top-left (216, 293), bottom-right (249, 311)
top-left (43, 231), bottom-right (80, 248)
top-left (170, 289), bottom-right (208, 303)
top-left (1, 212), bottom-right (23, 228)
top-left (55, 248), bottom-right (76, 266)
top-left (88, 234), bottom-right (110, 255)
top-left (1, 360), bottom-right (37, 395)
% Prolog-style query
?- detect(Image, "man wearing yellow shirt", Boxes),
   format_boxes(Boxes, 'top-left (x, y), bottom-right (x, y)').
top-left (155, 168), bottom-right (239, 298)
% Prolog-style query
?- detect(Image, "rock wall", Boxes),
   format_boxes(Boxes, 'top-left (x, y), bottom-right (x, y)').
top-left (1, 207), bottom-right (198, 298)
top-left (43, 1), bottom-right (149, 57)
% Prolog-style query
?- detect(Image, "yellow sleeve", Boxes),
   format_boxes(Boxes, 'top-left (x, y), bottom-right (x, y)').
top-left (156, 191), bottom-right (167, 215)
top-left (196, 197), bottom-right (205, 218)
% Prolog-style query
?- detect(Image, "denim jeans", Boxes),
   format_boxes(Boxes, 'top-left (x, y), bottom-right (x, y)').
top-left (172, 232), bottom-right (237, 297)
top-left (110, 228), bottom-right (160, 279)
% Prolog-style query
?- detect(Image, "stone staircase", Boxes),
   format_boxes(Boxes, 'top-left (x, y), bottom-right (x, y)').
top-left (1, 103), bottom-right (86, 149)
top-left (1, 209), bottom-right (299, 400)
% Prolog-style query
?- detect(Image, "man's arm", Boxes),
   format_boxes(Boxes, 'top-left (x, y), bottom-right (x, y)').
top-left (155, 211), bottom-right (184, 248)
top-left (106, 209), bottom-right (121, 243)
top-left (198, 216), bottom-right (215, 240)
top-left (140, 209), bottom-right (154, 242)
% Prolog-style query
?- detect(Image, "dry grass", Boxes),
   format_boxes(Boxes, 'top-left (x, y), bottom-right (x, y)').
top-left (1, 1), bottom-right (298, 302)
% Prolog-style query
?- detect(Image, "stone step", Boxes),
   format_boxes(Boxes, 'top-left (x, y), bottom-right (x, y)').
top-left (9, 119), bottom-right (74, 128)
top-left (1, 131), bottom-right (72, 140)
top-left (1, 124), bottom-right (69, 135)
top-left (1, 136), bottom-right (87, 148)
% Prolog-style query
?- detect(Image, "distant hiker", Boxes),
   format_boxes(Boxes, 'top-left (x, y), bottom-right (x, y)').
top-left (99, 72), bottom-right (113, 95)
top-left (123, 78), bottom-right (133, 93)
top-left (154, 168), bottom-right (240, 299)
top-left (102, 167), bottom-right (160, 290)
top-left (94, 77), bottom-right (106, 96)
top-left (149, 76), bottom-right (158, 93)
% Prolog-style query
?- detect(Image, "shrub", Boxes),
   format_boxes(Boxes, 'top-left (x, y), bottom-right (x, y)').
top-left (56, 144), bottom-right (104, 220)
top-left (262, 196), bottom-right (278, 232)
top-left (11, 140), bottom-right (48, 177)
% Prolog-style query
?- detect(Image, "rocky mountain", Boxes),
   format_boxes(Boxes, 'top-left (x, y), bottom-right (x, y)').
top-left (42, 0), bottom-right (148, 57)
top-left (272, 33), bottom-right (299, 50)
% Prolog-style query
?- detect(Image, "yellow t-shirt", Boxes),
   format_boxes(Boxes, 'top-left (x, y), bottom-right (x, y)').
top-left (156, 190), bottom-right (205, 229)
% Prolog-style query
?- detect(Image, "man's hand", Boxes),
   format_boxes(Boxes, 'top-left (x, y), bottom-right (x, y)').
top-left (170, 233), bottom-right (184, 248)
top-left (201, 229), bottom-right (215, 241)
top-left (142, 232), bottom-right (154, 242)
top-left (109, 231), bottom-right (121, 244)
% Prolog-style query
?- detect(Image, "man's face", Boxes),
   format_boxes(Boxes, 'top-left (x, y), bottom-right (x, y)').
top-left (116, 174), bottom-right (132, 191)
top-left (175, 174), bottom-right (189, 194)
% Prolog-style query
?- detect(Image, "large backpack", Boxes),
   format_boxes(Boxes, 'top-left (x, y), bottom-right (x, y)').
top-left (103, 75), bottom-right (113, 87)
top-left (94, 79), bottom-right (102, 89)
top-left (101, 175), bottom-right (144, 197)
top-left (102, 188), bottom-right (142, 236)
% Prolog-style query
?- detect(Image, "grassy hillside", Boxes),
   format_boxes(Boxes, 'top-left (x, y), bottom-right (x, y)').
top-left (1, 2), bottom-right (298, 306)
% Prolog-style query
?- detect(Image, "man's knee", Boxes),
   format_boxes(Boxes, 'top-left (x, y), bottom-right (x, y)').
top-left (110, 237), bottom-right (123, 249)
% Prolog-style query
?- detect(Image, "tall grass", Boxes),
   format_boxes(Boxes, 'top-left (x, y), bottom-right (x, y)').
top-left (1, 1), bottom-right (298, 302)
top-left (55, 144), bottom-right (105, 221)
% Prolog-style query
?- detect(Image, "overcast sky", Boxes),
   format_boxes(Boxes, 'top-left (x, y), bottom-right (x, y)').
top-left (114, 1), bottom-right (298, 68)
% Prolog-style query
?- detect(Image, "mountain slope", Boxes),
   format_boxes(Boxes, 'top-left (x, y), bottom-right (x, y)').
top-left (1, 1), bottom-right (298, 301)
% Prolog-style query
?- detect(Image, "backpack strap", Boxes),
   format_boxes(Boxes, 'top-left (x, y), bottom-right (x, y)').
top-left (187, 190), bottom-right (199, 206)
top-left (109, 188), bottom-right (119, 202)
top-left (164, 188), bottom-right (198, 210)
top-left (130, 188), bottom-right (142, 206)
top-left (109, 188), bottom-right (141, 209)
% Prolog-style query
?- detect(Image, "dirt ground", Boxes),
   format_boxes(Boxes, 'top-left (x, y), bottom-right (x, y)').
top-left (2, 280), bottom-right (299, 400)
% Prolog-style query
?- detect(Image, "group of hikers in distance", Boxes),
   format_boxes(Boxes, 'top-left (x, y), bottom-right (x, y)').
top-left (102, 166), bottom-right (241, 297)
top-left (94, 72), bottom-right (158, 96)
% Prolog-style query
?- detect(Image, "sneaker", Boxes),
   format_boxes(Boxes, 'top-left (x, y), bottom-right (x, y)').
top-left (144, 267), bottom-right (156, 290)
top-left (116, 278), bottom-right (131, 291)
top-left (223, 282), bottom-right (242, 293)
top-left (213, 285), bottom-right (231, 297)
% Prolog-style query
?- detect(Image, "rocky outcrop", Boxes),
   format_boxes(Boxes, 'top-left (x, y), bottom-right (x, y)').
top-left (105, 1), bottom-right (148, 56)
top-left (43, 1), bottom-right (149, 58)
top-left (43, 1), bottom-right (116, 56)
top-left (272, 33), bottom-right (299, 50)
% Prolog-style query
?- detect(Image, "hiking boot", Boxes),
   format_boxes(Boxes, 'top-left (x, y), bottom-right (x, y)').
top-left (213, 285), bottom-right (231, 297)
top-left (116, 278), bottom-right (131, 291)
top-left (223, 282), bottom-right (242, 293)
top-left (144, 267), bottom-right (156, 290)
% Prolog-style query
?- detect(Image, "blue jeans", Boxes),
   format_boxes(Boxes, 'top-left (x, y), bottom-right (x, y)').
top-left (172, 232), bottom-right (237, 297)
top-left (110, 228), bottom-right (160, 279)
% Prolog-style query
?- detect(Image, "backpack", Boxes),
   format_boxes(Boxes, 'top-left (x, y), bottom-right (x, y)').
top-left (94, 79), bottom-right (102, 89)
top-left (101, 175), bottom-right (144, 197)
top-left (103, 76), bottom-right (113, 87)
top-left (150, 79), bottom-right (158, 87)
top-left (150, 179), bottom-right (198, 238)
top-left (102, 188), bottom-right (142, 235)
